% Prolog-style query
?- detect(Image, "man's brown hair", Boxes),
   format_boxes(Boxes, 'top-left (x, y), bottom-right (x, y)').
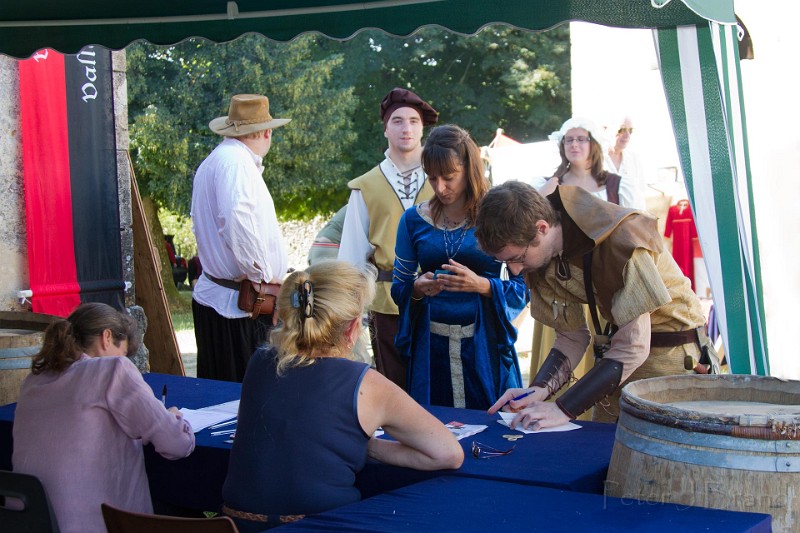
top-left (474, 181), bottom-right (559, 254)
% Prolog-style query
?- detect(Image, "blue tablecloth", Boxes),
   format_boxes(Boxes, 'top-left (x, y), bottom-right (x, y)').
top-left (0, 373), bottom-right (616, 512)
top-left (356, 403), bottom-right (615, 498)
top-left (280, 476), bottom-right (772, 532)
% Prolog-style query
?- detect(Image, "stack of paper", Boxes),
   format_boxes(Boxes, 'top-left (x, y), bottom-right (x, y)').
top-left (180, 400), bottom-right (240, 433)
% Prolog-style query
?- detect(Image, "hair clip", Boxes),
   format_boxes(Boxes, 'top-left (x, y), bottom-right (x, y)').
top-left (291, 290), bottom-right (301, 309)
top-left (301, 280), bottom-right (314, 319)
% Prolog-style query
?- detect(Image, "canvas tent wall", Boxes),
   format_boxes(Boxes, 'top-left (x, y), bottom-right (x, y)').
top-left (0, 0), bottom-right (768, 374)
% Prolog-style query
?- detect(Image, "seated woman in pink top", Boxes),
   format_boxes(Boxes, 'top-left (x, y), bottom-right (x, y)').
top-left (12, 303), bottom-right (195, 533)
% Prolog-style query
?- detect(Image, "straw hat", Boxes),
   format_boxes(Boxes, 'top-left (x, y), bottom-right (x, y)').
top-left (209, 94), bottom-right (291, 136)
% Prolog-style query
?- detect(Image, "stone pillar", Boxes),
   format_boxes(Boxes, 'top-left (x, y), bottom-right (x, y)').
top-left (0, 55), bottom-right (27, 312)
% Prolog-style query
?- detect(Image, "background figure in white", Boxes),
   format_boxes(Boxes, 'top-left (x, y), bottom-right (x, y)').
top-left (538, 117), bottom-right (639, 209)
top-left (604, 115), bottom-right (647, 210)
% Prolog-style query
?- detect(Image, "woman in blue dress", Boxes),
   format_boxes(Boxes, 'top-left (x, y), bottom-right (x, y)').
top-left (392, 124), bottom-right (529, 410)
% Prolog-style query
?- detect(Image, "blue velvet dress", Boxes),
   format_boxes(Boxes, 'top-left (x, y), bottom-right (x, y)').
top-left (392, 205), bottom-right (528, 410)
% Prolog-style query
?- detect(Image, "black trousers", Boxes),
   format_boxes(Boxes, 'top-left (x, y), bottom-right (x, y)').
top-left (192, 299), bottom-right (273, 383)
top-left (370, 312), bottom-right (407, 391)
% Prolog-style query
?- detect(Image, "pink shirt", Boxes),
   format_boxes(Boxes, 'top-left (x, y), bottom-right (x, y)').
top-left (12, 355), bottom-right (195, 533)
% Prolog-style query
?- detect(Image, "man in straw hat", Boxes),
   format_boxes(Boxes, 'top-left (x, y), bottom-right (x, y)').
top-left (191, 94), bottom-right (290, 382)
top-left (338, 88), bottom-right (438, 390)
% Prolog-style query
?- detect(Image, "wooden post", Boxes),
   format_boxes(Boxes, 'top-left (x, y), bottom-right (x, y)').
top-left (128, 155), bottom-right (185, 375)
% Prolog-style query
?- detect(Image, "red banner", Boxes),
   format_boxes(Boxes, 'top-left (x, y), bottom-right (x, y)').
top-left (19, 50), bottom-right (81, 317)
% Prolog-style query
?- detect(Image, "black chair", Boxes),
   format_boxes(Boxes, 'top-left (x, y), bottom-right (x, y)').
top-left (0, 470), bottom-right (60, 533)
top-left (102, 503), bottom-right (239, 533)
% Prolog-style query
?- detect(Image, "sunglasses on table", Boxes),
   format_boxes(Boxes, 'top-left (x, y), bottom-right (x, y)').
top-left (471, 441), bottom-right (516, 459)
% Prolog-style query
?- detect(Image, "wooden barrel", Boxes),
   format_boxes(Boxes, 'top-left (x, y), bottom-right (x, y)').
top-left (0, 311), bottom-right (61, 405)
top-left (606, 374), bottom-right (800, 532)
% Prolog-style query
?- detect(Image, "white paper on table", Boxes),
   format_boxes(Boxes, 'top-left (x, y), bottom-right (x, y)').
top-left (497, 411), bottom-right (581, 434)
top-left (445, 422), bottom-right (488, 440)
top-left (180, 400), bottom-right (240, 433)
top-left (199, 400), bottom-right (239, 416)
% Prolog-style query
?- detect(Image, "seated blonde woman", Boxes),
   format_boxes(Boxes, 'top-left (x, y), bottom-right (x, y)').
top-left (222, 260), bottom-right (463, 532)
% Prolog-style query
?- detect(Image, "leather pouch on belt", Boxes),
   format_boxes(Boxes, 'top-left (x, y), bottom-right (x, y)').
top-left (237, 280), bottom-right (281, 319)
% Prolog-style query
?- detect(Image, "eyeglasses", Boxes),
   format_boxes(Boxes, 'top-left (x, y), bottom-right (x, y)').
top-left (472, 441), bottom-right (516, 459)
top-left (495, 242), bottom-right (530, 266)
top-left (617, 127), bottom-right (634, 135)
top-left (563, 136), bottom-right (590, 145)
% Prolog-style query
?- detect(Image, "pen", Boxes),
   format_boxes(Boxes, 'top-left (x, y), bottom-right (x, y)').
top-left (211, 429), bottom-right (237, 436)
top-left (503, 390), bottom-right (533, 408)
top-left (208, 418), bottom-right (237, 430)
top-left (162, 385), bottom-right (167, 406)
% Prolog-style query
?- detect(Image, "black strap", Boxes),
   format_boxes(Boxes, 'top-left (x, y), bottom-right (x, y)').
top-left (582, 252), bottom-right (603, 336)
top-left (376, 268), bottom-right (394, 282)
top-left (582, 252), bottom-right (616, 359)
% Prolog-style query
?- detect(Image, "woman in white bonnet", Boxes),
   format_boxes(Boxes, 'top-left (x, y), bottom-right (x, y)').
top-left (538, 116), bottom-right (638, 208)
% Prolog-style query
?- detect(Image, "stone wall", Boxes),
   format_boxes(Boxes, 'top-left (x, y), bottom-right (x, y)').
top-left (0, 55), bottom-right (26, 312)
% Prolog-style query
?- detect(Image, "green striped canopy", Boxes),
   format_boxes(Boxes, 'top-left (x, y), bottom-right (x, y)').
top-left (656, 23), bottom-right (768, 374)
top-left (0, 0), bottom-right (767, 374)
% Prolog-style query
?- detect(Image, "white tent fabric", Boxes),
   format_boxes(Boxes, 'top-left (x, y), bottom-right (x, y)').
top-left (655, 23), bottom-right (768, 374)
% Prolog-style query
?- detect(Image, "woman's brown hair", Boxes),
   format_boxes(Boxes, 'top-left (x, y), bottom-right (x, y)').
top-left (552, 133), bottom-right (608, 186)
top-left (31, 302), bottom-right (139, 375)
top-left (422, 124), bottom-right (489, 227)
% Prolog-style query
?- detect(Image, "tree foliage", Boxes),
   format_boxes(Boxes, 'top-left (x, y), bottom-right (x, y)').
top-left (127, 26), bottom-right (570, 220)
top-left (322, 25), bottom-right (571, 174)
top-left (127, 34), bottom-right (357, 220)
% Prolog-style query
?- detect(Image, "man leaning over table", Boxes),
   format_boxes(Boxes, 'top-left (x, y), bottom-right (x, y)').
top-left (475, 181), bottom-right (716, 427)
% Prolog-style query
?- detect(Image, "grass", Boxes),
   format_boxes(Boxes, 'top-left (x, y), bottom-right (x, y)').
top-left (171, 291), bottom-right (195, 333)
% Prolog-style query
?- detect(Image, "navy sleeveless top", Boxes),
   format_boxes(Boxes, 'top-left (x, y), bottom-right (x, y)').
top-left (222, 347), bottom-right (370, 522)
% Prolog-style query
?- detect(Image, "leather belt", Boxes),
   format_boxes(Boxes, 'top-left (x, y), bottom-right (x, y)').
top-left (650, 328), bottom-right (700, 348)
top-left (204, 273), bottom-right (240, 290)
top-left (376, 268), bottom-right (394, 282)
top-left (222, 504), bottom-right (305, 524)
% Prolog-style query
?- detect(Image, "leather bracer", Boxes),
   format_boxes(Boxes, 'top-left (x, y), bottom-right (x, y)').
top-left (531, 348), bottom-right (572, 401)
top-left (555, 358), bottom-right (623, 419)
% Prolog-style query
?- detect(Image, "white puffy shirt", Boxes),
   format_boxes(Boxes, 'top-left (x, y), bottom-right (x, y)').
top-left (191, 138), bottom-right (288, 318)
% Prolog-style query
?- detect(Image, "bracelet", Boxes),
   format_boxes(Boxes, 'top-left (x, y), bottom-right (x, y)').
top-left (411, 294), bottom-right (423, 301)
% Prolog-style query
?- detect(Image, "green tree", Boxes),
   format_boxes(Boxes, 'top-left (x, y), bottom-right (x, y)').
top-left (127, 34), bottom-right (357, 220)
top-left (127, 27), bottom-right (570, 216)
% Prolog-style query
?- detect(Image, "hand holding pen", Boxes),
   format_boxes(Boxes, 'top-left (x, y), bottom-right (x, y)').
top-left (487, 387), bottom-right (542, 415)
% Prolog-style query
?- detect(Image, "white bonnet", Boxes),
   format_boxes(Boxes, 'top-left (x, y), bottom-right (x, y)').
top-left (548, 116), bottom-right (609, 155)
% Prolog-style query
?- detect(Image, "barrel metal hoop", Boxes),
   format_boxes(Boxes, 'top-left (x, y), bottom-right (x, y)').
top-left (0, 359), bottom-right (33, 370)
top-left (616, 411), bottom-right (800, 473)
top-left (619, 400), bottom-right (800, 440)
top-left (0, 347), bottom-right (40, 359)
